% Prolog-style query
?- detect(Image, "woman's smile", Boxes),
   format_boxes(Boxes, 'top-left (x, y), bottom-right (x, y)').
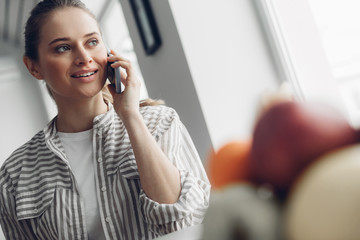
top-left (71, 68), bottom-right (99, 82)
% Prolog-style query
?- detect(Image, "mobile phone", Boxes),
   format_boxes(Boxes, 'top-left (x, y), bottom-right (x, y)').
top-left (107, 51), bottom-right (122, 94)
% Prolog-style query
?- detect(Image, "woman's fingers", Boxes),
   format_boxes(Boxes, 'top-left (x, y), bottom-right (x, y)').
top-left (110, 60), bottom-right (131, 73)
top-left (107, 49), bottom-right (128, 63)
top-left (119, 70), bottom-right (127, 86)
top-left (107, 50), bottom-right (138, 85)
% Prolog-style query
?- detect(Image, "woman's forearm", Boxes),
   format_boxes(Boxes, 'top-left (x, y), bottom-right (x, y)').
top-left (122, 112), bottom-right (181, 204)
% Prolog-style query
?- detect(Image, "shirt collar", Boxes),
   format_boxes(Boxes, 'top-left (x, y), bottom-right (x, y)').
top-left (43, 102), bottom-right (116, 141)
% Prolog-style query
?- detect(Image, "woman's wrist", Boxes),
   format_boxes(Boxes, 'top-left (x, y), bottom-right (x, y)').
top-left (120, 109), bottom-right (143, 128)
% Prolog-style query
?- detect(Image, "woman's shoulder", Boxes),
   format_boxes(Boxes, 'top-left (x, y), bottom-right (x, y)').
top-left (140, 104), bottom-right (179, 122)
top-left (139, 104), bottom-right (182, 136)
top-left (1, 130), bottom-right (46, 181)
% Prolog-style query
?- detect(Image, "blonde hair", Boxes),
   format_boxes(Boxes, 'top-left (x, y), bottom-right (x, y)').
top-left (101, 84), bottom-right (165, 107)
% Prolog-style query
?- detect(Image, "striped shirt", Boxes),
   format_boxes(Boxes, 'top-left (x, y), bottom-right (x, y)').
top-left (0, 104), bottom-right (211, 240)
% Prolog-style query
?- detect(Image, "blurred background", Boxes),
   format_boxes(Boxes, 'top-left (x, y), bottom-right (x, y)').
top-left (1, 0), bottom-right (360, 239)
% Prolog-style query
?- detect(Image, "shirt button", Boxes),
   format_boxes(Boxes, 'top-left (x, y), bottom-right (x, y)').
top-left (97, 157), bottom-right (103, 163)
top-left (101, 186), bottom-right (107, 192)
top-left (34, 208), bottom-right (38, 213)
top-left (106, 217), bottom-right (111, 223)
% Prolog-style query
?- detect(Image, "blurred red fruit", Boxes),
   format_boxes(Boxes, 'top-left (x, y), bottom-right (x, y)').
top-left (249, 101), bottom-right (359, 195)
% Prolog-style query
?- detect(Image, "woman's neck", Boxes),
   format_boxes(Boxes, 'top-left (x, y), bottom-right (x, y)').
top-left (55, 94), bottom-right (108, 133)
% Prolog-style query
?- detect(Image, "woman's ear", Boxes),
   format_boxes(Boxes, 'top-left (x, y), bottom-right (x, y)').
top-left (23, 56), bottom-right (43, 80)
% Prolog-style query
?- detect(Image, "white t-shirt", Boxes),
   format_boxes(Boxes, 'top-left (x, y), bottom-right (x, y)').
top-left (58, 129), bottom-right (106, 240)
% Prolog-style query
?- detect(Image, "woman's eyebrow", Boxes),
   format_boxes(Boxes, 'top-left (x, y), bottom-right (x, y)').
top-left (84, 32), bottom-right (100, 38)
top-left (48, 32), bottom-right (100, 46)
top-left (48, 37), bottom-right (70, 46)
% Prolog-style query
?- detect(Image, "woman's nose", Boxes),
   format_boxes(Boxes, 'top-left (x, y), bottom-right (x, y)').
top-left (74, 49), bottom-right (93, 65)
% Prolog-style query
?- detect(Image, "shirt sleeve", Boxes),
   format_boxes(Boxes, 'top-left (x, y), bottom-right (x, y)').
top-left (139, 109), bottom-right (211, 235)
top-left (0, 189), bottom-right (36, 240)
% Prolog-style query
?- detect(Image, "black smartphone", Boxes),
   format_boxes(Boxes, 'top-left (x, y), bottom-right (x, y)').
top-left (107, 51), bottom-right (122, 94)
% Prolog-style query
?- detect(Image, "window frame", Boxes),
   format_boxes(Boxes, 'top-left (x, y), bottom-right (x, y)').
top-left (254, 0), bottom-right (348, 118)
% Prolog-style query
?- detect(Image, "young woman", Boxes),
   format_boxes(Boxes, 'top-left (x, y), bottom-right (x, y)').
top-left (0, 0), bottom-right (210, 239)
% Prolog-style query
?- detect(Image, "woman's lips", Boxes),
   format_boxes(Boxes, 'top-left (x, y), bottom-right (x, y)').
top-left (71, 69), bottom-right (98, 78)
top-left (71, 69), bottom-right (99, 83)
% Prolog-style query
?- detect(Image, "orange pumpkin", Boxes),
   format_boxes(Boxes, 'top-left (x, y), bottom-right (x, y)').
top-left (207, 140), bottom-right (252, 189)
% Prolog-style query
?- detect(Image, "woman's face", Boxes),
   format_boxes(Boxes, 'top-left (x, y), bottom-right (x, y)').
top-left (34, 7), bottom-right (108, 102)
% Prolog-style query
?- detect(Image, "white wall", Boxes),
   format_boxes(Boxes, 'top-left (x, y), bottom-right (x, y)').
top-left (119, 0), bottom-right (281, 159)
top-left (0, 41), bottom-right (49, 165)
top-left (169, 0), bottom-right (281, 148)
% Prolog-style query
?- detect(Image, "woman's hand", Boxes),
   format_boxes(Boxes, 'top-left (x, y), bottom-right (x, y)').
top-left (107, 49), bottom-right (141, 120)
top-left (107, 51), bottom-right (181, 204)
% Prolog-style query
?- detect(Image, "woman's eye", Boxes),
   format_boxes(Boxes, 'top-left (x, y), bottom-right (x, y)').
top-left (88, 39), bottom-right (99, 46)
top-left (55, 45), bottom-right (70, 53)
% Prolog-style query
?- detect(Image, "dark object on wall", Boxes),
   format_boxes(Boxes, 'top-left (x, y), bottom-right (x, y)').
top-left (129, 0), bottom-right (162, 55)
